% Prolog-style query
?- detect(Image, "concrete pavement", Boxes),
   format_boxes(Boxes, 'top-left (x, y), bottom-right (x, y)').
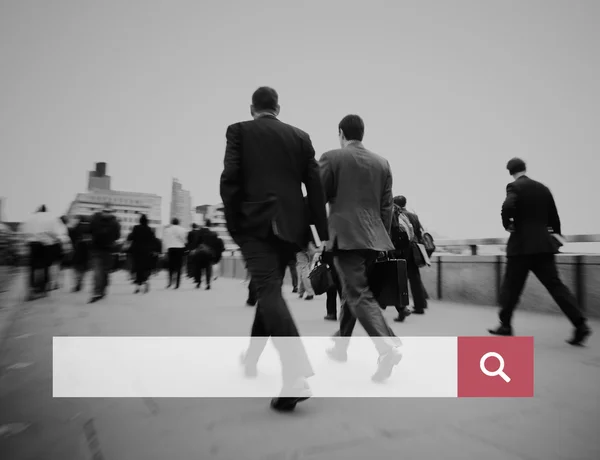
top-left (0, 270), bottom-right (599, 459)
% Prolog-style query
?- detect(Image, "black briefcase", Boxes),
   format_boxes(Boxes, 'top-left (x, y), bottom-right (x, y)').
top-left (369, 256), bottom-right (409, 309)
top-left (309, 255), bottom-right (334, 295)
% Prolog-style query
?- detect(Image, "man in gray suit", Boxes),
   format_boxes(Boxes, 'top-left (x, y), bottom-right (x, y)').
top-left (319, 115), bottom-right (403, 382)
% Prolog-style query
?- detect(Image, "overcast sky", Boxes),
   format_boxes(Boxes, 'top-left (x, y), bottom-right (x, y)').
top-left (1, 0), bottom-right (598, 238)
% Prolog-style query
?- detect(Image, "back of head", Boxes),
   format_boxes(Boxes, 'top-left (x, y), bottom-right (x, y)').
top-left (37, 204), bottom-right (47, 213)
top-left (140, 214), bottom-right (149, 226)
top-left (192, 223), bottom-right (198, 230)
top-left (171, 218), bottom-right (180, 226)
top-left (339, 114), bottom-right (365, 142)
top-left (204, 219), bottom-right (212, 228)
top-left (506, 157), bottom-right (526, 176)
top-left (394, 195), bottom-right (407, 208)
top-left (251, 87), bottom-right (279, 115)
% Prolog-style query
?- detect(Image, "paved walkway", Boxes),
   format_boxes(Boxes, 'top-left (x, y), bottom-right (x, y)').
top-left (0, 271), bottom-right (599, 460)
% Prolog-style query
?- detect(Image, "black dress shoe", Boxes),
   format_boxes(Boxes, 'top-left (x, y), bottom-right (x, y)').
top-left (246, 300), bottom-right (256, 306)
top-left (567, 324), bottom-right (591, 346)
top-left (270, 397), bottom-right (303, 412)
top-left (292, 288), bottom-right (298, 293)
top-left (88, 296), bottom-right (102, 304)
top-left (304, 295), bottom-right (314, 300)
top-left (324, 314), bottom-right (337, 321)
top-left (488, 325), bottom-right (513, 336)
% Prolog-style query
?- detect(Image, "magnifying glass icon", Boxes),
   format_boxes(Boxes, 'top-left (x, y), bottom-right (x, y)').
top-left (479, 352), bottom-right (511, 382)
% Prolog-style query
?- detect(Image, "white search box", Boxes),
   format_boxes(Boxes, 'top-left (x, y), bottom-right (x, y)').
top-left (53, 336), bottom-right (457, 398)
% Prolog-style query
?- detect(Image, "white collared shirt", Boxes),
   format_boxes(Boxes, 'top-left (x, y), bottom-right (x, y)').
top-left (162, 225), bottom-right (187, 249)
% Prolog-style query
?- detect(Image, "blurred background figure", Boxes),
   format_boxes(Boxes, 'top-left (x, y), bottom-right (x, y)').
top-left (88, 203), bottom-right (121, 303)
top-left (186, 223), bottom-right (201, 279)
top-left (20, 205), bottom-right (70, 300)
top-left (127, 214), bottom-right (158, 294)
top-left (163, 218), bottom-right (187, 289)
top-left (188, 219), bottom-right (224, 290)
top-left (69, 215), bottom-right (92, 292)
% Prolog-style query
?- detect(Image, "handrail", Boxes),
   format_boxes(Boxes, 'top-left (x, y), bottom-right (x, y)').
top-left (436, 234), bottom-right (600, 247)
top-left (223, 233), bottom-right (600, 257)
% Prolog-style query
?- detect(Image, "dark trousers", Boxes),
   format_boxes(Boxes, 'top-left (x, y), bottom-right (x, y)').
top-left (167, 248), bottom-right (185, 287)
top-left (242, 235), bottom-right (313, 384)
top-left (91, 250), bottom-right (113, 297)
top-left (195, 263), bottom-right (213, 286)
top-left (287, 260), bottom-right (298, 290)
top-left (499, 253), bottom-right (586, 327)
top-left (247, 278), bottom-right (257, 304)
top-left (29, 242), bottom-right (49, 293)
top-left (333, 250), bottom-right (402, 355)
top-left (406, 252), bottom-right (428, 312)
top-left (323, 251), bottom-right (342, 318)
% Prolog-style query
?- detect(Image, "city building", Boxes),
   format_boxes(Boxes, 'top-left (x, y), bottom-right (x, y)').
top-left (66, 163), bottom-right (162, 239)
top-left (169, 179), bottom-right (193, 229)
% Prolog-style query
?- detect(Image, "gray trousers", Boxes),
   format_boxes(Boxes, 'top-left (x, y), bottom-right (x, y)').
top-left (333, 250), bottom-right (402, 355)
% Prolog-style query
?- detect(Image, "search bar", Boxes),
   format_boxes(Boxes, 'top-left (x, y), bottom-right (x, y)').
top-left (52, 336), bottom-right (534, 398)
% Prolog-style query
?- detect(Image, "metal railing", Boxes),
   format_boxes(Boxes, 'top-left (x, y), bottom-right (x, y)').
top-left (435, 234), bottom-right (600, 255)
top-left (223, 234), bottom-right (600, 257)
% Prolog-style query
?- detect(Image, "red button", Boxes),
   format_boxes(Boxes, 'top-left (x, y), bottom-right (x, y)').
top-left (457, 336), bottom-right (534, 398)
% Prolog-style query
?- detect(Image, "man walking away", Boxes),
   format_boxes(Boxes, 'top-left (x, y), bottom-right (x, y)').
top-left (88, 204), bottom-right (120, 303)
top-left (320, 114), bottom-right (402, 382)
top-left (187, 224), bottom-right (200, 278)
top-left (163, 218), bottom-right (187, 289)
top-left (70, 215), bottom-right (92, 292)
top-left (20, 205), bottom-right (70, 300)
top-left (220, 86), bottom-right (328, 412)
top-left (489, 158), bottom-right (591, 345)
top-left (127, 214), bottom-right (158, 293)
top-left (189, 219), bottom-right (224, 290)
top-left (393, 195), bottom-right (428, 318)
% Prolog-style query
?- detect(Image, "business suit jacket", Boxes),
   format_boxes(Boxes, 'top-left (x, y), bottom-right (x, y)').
top-left (319, 141), bottom-right (395, 252)
top-left (501, 175), bottom-right (562, 256)
top-left (220, 115), bottom-right (329, 250)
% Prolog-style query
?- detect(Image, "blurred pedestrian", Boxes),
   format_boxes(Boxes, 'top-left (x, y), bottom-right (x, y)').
top-left (163, 218), bottom-right (187, 289)
top-left (88, 203), bottom-right (120, 303)
top-left (127, 214), bottom-right (157, 293)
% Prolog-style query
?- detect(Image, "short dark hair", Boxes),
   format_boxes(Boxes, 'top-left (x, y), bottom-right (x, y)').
top-left (252, 87), bottom-right (278, 112)
top-left (171, 218), bottom-right (179, 225)
top-left (339, 115), bottom-right (365, 142)
top-left (192, 223), bottom-right (198, 229)
top-left (140, 214), bottom-right (148, 225)
top-left (205, 219), bottom-right (212, 227)
top-left (506, 157), bottom-right (526, 175)
top-left (394, 195), bottom-right (407, 208)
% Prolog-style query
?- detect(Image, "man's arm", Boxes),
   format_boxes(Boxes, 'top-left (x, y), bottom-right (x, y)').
top-left (303, 137), bottom-right (329, 242)
top-left (220, 123), bottom-right (243, 240)
top-left (380, 163), bottom-right (394, 234)
top-left (548, 192), bottom-right (562, 235)
top-left (501, 182), bottom-right (518, 231)
top-left (318, 151), bottom-right (335, 204)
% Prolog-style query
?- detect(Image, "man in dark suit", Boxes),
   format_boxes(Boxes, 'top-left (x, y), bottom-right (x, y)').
top-left (220, 87), bottom-right (329, 411)
top-left (394, 196), bottom-right (428, 318)
top-left (319, 114), bottom-right (403, 382)
top-left (489, 158), bottom-right (591, 346)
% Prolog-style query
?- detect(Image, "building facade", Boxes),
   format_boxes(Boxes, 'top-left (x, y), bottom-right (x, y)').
top-left (169, 179), bottom-right (193, 229)
top-left (66, 163), bottom-right (162, 239)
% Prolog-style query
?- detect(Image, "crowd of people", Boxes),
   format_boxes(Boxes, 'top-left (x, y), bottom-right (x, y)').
top-left (19, 207), bottom-right (225, 303)
top-left (17, 85), bottom-right (593, 414)
top-left (223, 86), bottom-right (591, 413)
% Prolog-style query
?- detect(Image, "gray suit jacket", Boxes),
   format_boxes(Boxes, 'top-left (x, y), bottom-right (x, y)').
top-left (319, 141), bottom-right (395, 251)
